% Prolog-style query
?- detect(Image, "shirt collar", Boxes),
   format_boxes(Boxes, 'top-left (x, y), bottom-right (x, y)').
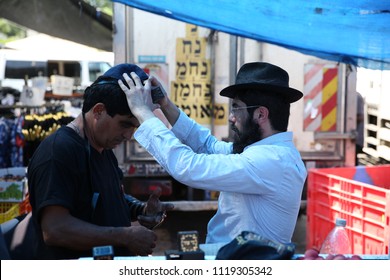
top-left (245, 131), bottom-right (293, 149)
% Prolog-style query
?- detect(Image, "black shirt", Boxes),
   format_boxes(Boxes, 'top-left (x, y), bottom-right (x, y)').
top-left (28, 126), bottom-right (141, 259)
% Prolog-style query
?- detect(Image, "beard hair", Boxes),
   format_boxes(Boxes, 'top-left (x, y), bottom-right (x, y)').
top-left (232, 118), bottom-right (263, 154)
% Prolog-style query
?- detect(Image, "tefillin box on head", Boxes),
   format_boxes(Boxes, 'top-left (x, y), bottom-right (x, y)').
top-left (165, 231), bottom-right (205, 260)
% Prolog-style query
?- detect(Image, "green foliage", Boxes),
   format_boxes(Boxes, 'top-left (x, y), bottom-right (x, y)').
top-left (0, 18), bottom-right (26, 44)
top-left (83, 0), bottom-right (113, 16)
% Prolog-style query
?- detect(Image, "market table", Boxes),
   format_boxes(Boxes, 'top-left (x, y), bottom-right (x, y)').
top-left (79, 243), bottom-right (389, 260)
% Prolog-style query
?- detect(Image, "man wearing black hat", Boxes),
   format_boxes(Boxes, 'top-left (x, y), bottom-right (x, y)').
top-left (23, 64), bottom-right (174, 259)
top-left (120, 62), bottom-right (307, 247)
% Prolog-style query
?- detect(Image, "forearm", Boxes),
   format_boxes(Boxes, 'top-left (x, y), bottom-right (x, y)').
top-left (132, 107), bottom-right (155, 124)
top-left (41, 208), bottom-right (127, 251)
top-left (159, 99), bottom-right (180, 127)
top-left (124, 194), bottom-right (145, 220)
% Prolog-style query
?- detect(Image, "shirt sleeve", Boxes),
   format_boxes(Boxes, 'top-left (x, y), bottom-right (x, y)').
top-left (134, 113), bottom-right (276, 194)
top-left (171, 110), bottom-right (232, 154)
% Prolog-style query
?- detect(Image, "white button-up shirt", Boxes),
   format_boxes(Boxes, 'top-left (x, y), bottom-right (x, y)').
top-left (135, 111), bottom-right (307, 244)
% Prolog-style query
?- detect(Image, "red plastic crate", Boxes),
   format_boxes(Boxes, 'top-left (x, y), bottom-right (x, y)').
top-left (307, 165), bottom-right (390, 255)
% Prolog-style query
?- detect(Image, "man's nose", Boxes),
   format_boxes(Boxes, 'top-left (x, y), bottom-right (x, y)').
top-left (123, 128), bottom-right (135, 140)
top-left (229, 113), bottom-right (236, 123)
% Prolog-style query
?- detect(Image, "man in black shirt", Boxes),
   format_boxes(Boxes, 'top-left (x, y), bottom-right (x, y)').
top-left (26, 64), bottom-right (173, 259)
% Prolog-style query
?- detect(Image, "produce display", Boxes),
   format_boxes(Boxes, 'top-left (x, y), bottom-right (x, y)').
top-left (296, 248), bottom-right (362, 260)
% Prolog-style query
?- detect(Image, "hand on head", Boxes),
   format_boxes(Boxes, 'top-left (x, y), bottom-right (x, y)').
top-left (119, 72), bottom-right (153, 110)
top-left (118, 72), bottom-right (157, 123)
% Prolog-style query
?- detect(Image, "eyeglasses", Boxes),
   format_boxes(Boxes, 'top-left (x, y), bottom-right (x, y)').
top-left (230, 105), bottom-right (260, 115)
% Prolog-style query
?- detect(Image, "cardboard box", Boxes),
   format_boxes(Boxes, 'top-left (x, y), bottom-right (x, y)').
top-left (0, 167), bottom-right (27, 202)
top-left (51, 75), bottom-right (74, 96)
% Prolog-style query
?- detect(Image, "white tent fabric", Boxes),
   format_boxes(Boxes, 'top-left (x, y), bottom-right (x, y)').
top-left (113, 0), bottom-right (390, 70)
top-left (5, 34), bottom-right (114, 62)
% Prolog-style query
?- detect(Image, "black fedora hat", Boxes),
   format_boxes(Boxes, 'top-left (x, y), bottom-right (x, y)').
top-left (220, 62), bottom-right (303, 103)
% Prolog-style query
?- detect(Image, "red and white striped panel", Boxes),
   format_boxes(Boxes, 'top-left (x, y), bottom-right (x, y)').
top-left (303, 64), bottom-right (338, 132)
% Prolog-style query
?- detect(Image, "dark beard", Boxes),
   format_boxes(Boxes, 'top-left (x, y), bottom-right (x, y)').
top-left (232, 119), bottom-right (263, 154)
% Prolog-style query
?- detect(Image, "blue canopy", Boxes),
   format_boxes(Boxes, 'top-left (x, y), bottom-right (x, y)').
top-left (113, 0), bottom-right (390, 70)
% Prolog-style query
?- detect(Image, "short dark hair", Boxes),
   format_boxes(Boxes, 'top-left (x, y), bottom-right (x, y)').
top-left (240, 89), bottom-right (291, 132)
top-left (82, 78), bottom-right (132, 117)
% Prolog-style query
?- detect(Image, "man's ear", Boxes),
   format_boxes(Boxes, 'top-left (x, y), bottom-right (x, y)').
top-left (257, 106), bottom-right (269, 120)
top-left (92, 103), bottom-right (105, 118)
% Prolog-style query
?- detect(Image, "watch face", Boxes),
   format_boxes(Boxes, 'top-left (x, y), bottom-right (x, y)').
top-left (178, 231), bottom-right (199, 252)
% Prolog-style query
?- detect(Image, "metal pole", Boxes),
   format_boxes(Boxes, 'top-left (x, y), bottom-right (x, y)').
top-left (112, 2), bottom-right (134, 164)
top-left (209, 30), bottom-right (217, 135)
top-left (228, 35), bottom-right (238, 140)
top-left (229, 35), bottom-right (238, 86)
top-left (113, 2), bottom-right (134, 64)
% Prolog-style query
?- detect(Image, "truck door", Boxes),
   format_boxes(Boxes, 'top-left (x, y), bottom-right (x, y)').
top-left (300, 63), bottom-right (357, 168)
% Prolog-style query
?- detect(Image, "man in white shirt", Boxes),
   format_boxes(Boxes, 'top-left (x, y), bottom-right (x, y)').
top-left (119, 62), bottom-right (307, 245)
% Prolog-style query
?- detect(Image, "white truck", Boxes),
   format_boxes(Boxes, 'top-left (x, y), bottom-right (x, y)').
top-left (357, 68), bottom-right (390, 165)
top-left (0, 34), bottom-right (114, 94)
top-left (111, 4), bottom-right (362, 205)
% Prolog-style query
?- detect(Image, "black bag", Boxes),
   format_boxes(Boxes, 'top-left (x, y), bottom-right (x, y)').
top-left (215, 231), bottom-right (295, 260)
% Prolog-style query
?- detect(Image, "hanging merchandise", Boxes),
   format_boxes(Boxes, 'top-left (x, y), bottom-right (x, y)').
top-left (0, 116), bottom-right (24, 168)
top-left (22, 110), bottom-right (74, 166)
top-left (9, 116), bottom-right (25, 167)
top-left (0, 117), bottom-right (12, 168)
top-left (0, 104), bottom-right (74, 168)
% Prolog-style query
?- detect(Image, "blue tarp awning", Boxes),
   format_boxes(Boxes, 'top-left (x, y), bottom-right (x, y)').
top-left (113, 0), bottom-right (390, 70)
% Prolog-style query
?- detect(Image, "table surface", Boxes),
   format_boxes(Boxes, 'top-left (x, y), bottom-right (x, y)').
top-left (80, 243), bottom-right (390, 260)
